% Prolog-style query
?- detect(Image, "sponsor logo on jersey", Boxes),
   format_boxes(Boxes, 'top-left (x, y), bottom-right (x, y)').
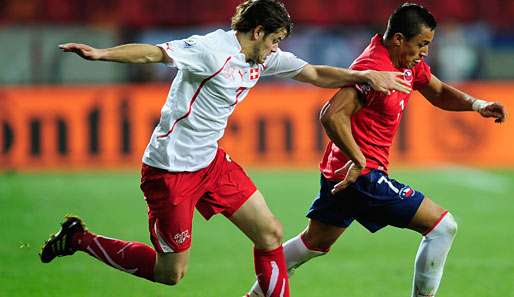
top-left (174, 230), bottom-right (191, 245)
top-left (183, 38), bottom-right (196, 48)
top-left (399, 186), bottom-right (415, 199)
top-left (403, 69), bottom-right (413, 83)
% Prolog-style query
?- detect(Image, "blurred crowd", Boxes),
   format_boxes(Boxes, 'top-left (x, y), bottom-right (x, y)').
top-left (1, 0), bottom-right (514, 84)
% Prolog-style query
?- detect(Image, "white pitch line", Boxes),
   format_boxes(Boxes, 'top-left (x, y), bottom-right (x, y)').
top-left (434, 166), bottom-right (510, 194)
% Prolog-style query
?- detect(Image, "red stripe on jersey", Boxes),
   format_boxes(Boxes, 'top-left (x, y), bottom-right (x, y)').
top-left (157, 56), bottom-right (232, 139)
top-left (232, 86), bottom-right (247, 106)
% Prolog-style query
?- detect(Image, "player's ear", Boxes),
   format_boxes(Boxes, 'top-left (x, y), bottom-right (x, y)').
top-left (252, 25), bottom-right (266, 41)
top-left (391, 32), bottom-right (405, 47)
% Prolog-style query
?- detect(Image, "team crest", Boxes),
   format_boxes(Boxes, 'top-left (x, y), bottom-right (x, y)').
top-left (403, 69), bottom-right (413, 83)
top-left (174, 230), bottom-right (191, 245)
top-left (250, 67), bottom-right (260, 80)
top-left (399, 186), bottom-right (415, 199)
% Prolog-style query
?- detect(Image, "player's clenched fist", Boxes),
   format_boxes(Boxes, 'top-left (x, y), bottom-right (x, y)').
top-left (475, 101), bottom-right (507, 123)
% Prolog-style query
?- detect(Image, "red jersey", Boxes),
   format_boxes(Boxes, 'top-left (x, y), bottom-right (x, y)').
top-left (320, 34), bottom-right (432, 181)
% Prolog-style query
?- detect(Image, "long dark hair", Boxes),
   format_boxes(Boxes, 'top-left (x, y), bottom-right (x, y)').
top-left (231, 0), bottom-right (293, 36)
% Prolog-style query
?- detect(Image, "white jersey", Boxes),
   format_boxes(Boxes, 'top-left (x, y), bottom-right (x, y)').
top-left (142, 29), bottom-right (307, 172)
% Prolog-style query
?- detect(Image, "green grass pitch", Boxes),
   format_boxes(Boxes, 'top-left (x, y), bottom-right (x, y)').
top-left (1, 168), bottom-right (513, 297)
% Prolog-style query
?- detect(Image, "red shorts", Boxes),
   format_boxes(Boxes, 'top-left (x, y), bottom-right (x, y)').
top-left (140, 149), bottom-right (257, 253)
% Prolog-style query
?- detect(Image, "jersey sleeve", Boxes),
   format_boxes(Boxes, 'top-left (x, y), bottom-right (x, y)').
top-left (349, 60), bottom-right (386, 106)
top-left (412, 60), bottom-right (432, 90)
top-left (156, 36), bottom-right (218, 77)
top-left (261, 49), bottom-right (307, 78)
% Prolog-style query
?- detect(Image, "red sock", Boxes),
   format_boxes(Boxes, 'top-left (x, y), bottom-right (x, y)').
top-left (73, 231), bottom-right (156, 281)
top-left (254, 246), bottom-right (290, 297)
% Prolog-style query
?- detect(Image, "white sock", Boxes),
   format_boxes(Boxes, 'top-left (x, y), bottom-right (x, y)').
top-left (412, 212), bottom-right (458, 297)
top-left (247, 234), bottom-right (327, 297)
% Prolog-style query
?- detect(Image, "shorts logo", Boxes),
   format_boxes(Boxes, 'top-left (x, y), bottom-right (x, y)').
top-left (399, 186), bottom-right (415, 199)
top-left (174, 230), bottom-right (191, 245)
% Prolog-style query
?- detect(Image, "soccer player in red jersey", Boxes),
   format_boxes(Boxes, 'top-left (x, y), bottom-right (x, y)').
top-left (38, 1), bottom-right (411, 296)
top-left (247, 3), bottom-right (507, 297)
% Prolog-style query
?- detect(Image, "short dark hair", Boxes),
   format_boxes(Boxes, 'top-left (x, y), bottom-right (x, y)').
top-left (231, 0), bottom-right (293, 36)
top-left (384, 3), bottom-right (437, 40)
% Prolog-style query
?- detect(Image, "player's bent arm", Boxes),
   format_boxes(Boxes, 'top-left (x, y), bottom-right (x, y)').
top-left (419, 75), bottom-right (476, 111)
top-left (420, 75), bottom-right (507, 123)
top-left (320, 87), bottom-right (366, 169)
top-left (294, 64), bottom-right (411, 94)
top-left (59, 43), bottom-right (170, 64)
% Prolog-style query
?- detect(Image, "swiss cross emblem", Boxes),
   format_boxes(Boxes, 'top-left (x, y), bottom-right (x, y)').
top-left (174, 230), bottom-right (191, 245)
top-left (250, 67), bottom-right (260, 80)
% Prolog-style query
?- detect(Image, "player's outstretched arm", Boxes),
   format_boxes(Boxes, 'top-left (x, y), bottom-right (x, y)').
top-left (294, 64), bottom-right (411, 94)
top-left (320, 87), bottom-right (365, 193)
top-left (420, 75), bottom-right (507, 123)
top-left (59, 43), bottom-right (170, 64)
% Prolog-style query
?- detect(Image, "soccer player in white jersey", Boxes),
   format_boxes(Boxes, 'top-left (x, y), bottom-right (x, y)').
top-left (39, 1), bottom-right (411, 295)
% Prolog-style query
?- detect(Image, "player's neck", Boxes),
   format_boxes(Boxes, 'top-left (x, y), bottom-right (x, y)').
top-left (382, 37), bottom-right (402, 69)
top-left (235, 31), bottom-right (255, 63)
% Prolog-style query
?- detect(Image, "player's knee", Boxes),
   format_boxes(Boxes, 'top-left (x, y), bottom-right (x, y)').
top-left (257, 218), bottom-right (283, 248)
top-left (428, 212), bottom-right (458, 240)
top-left (443, 212), bottom-right (458, 237)
top-left (302, 232), bottom-right (334, 252)
top-left (158, 268), bottom-right (187, 286)
top-left (154, 259), bottom-right (188, 286)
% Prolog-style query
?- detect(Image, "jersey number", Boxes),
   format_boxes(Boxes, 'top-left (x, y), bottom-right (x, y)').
top-left (377, 176), bottom-right (399, 193)
top-left (396, 99), bottom-right (405, 122)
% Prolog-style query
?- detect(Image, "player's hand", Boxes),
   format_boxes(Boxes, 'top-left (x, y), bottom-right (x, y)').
top-left (59, 43), bottom-right (105, 60)
top-left (478, 101), bottom-right (507, 123)
top-left (364, 70), bottom-right (411, 95)
top-left (331, 161), bottom-right (363, 195)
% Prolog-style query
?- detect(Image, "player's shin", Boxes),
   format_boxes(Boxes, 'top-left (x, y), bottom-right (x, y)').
top-left (74, 232), bottom-right (157, 281)
top-left (248, 234), bottom-right (327, 296)
top-left (253, 245), bottom-right (290, 297)
top-left (412, 212), bottom-right (458, 297)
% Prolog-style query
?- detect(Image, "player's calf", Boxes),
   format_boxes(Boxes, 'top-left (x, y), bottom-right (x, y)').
top-left (153, 251), bottom-right (189, 285)
top-left (41, 215), bottom-right (158, 282)
top-left (412, 211), bottom-right (458, 297)
top-left (247, 233), bottom-right (329, 296)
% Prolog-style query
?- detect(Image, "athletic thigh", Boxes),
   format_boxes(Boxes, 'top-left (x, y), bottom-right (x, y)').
top-left (349, 170), bottom-right (426, 232)
top-left (407, 196), bottom-right (447, 234)
top-left (140, 164), bottom-right (204, 253)
top-left (228, 190), bottom-right (282, 250)
top-left (302, 219), bottom-right (347, 251)
top-left (197, 150), bottom-right (257, 220)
